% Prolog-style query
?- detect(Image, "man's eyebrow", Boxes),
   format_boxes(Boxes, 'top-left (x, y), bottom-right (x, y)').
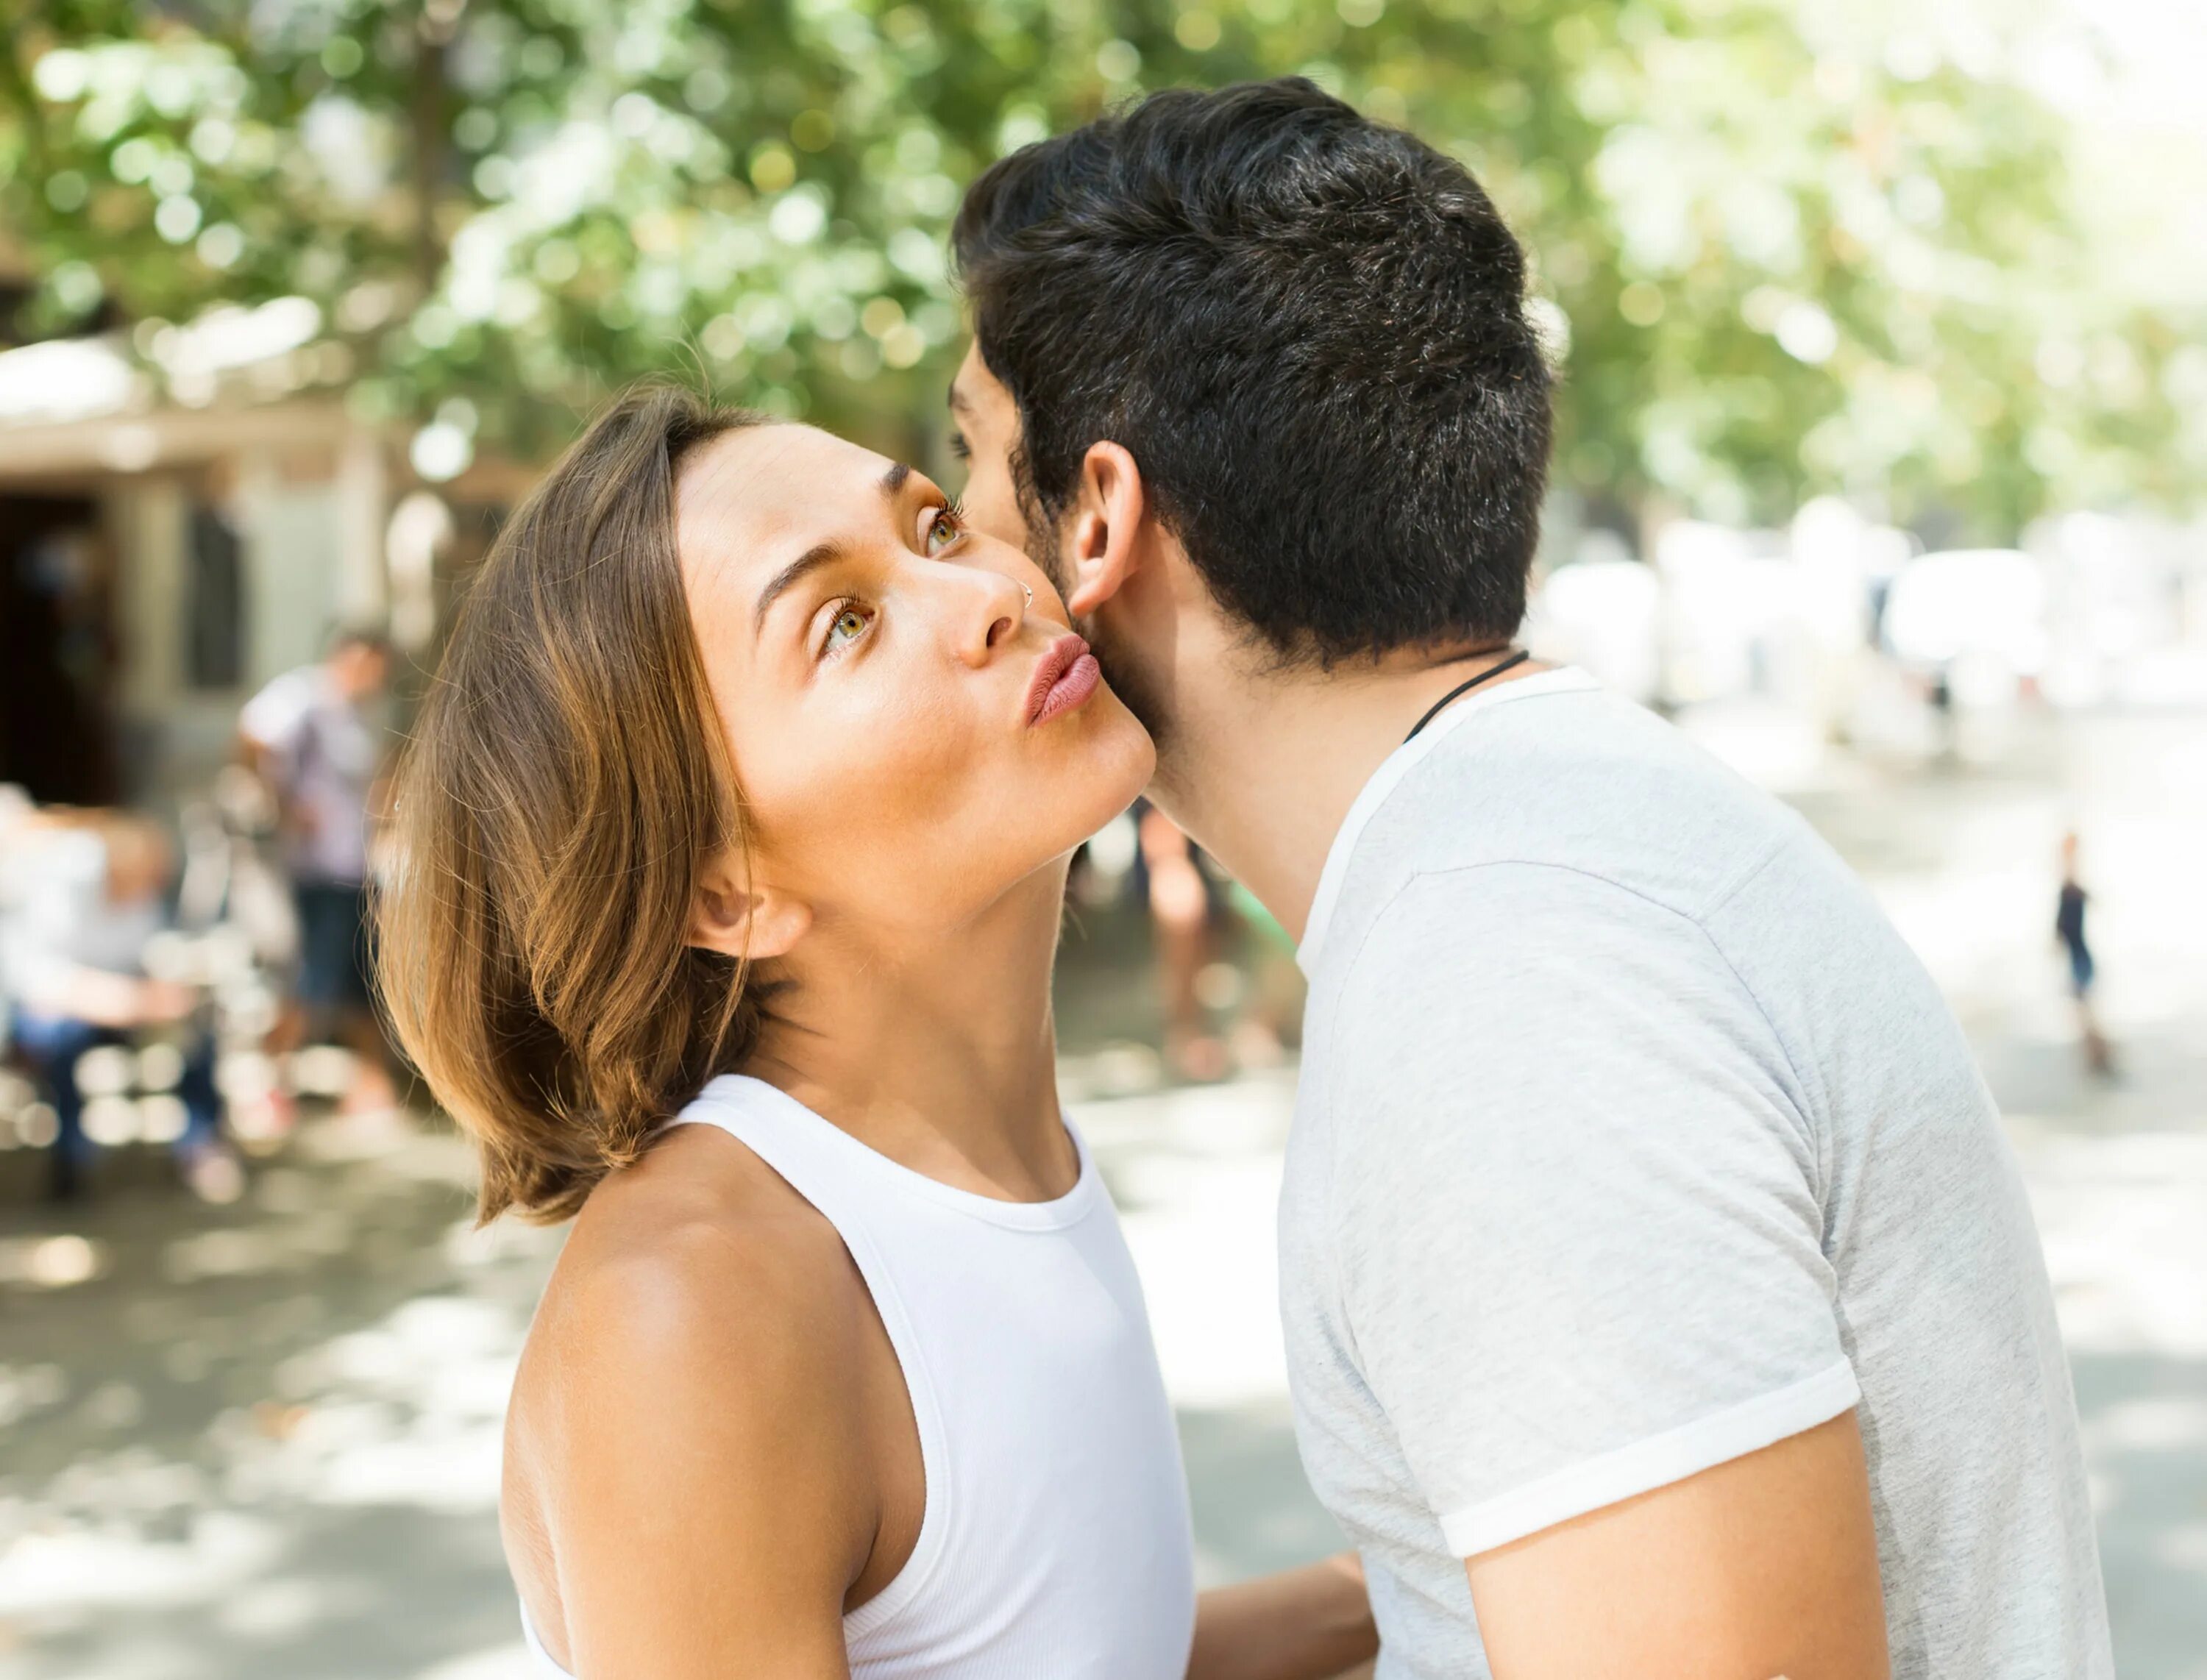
top-left (751, 463), bottom-right (916, 637)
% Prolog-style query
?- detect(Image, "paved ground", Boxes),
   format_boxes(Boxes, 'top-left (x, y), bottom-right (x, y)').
top-left (1, 705), bottom-right (2201, 1679)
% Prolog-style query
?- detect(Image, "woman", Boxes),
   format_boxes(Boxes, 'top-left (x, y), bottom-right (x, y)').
top-left (377, 387), bottom-right (1376, 1679)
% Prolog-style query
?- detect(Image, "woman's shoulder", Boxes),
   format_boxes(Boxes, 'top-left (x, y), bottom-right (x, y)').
top-left (502, 1123), bottom-right (907, 1664)
top-left (512, 1122), bottom-right (874, 1450)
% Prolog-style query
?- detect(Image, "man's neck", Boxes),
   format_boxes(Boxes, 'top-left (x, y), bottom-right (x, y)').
top-left (1149, 648), bottom-right (1545, 943)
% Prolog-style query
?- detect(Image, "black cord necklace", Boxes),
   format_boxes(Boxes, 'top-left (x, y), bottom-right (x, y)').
top-left (1403, 649), bottom-right (1532, 744)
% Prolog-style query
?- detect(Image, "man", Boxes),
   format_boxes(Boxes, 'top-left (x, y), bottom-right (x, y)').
top-left (0, 803), bottom-right (229, 1200)
top-left (949, 79), bottom-right (2110, 1679)
top-left (238, 624), bottom-right (397, 1113)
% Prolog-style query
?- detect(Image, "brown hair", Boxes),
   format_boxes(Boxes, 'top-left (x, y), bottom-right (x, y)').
top-left (375, 385), bottom-right (764, 1222)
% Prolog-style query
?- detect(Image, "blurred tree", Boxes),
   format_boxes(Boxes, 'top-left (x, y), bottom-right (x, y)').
top-left (1, 0), bottom-right (2192, 535)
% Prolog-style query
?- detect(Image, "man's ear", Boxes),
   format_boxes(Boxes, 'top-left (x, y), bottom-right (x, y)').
top-left (689, 852), bottom-right (811, 964)
top-left (1062, 441), bottom-right (1148, 620)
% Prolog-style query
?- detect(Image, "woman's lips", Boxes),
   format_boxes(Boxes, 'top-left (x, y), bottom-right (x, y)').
top-left (1026, 632), bottom-right (1102, 727)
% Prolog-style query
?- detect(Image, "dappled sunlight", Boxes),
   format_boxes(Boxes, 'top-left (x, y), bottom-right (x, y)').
top-left (2029, 1132), bottom-right (2207, 1359)
top-left (0, 1116), bottom-right (558, 1679)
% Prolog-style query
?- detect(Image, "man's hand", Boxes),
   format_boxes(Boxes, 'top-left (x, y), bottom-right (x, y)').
top-left (1465, 1412), bottom-right (1889, 1680)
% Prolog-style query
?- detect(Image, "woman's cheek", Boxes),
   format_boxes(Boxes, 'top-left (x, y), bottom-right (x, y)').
top-left (797, 690), bottom-right (978, 850)
top-left (877, 683), bottom-right (985, 816)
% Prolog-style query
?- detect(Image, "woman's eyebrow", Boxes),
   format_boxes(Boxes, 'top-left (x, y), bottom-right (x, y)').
top-left (752, 540), bottom-right (846, 637)
top-left (750, 462), bottom-right (916, 636)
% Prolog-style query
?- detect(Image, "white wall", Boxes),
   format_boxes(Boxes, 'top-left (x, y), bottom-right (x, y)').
top-left (238, 453), bottom-right (344, 689)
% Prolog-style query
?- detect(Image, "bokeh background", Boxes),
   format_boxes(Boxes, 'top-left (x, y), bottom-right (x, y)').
top-left (2, 2), bottom-right (2203, 1677)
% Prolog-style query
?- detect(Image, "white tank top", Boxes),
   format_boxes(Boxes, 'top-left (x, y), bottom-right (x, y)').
top-left (519, 1072), bottom-right (1197, 1679)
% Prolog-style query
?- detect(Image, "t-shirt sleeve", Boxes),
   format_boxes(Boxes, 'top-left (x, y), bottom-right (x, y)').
top-left (1326, 862), bottom-right (1858, 1558)
top-left (238, 671), bottom-right (310, 754)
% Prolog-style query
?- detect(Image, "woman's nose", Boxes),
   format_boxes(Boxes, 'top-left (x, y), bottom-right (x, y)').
top-left (953, 566), bottom-right (1028, 667)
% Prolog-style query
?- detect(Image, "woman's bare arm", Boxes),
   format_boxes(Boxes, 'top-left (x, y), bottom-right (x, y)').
top-left (1187, 1551), bottom-right (1379, 1680)
top-left (530, 1201), bottom-right (884, 1680)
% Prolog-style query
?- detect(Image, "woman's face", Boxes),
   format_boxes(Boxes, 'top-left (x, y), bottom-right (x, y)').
top-left (676, 423), bottom-right (1154, 947)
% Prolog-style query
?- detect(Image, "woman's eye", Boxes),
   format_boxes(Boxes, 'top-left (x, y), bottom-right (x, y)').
top-left (924, 505), bottom-right (962, 555)
top-left (824, 603), bottom-right (870, 654)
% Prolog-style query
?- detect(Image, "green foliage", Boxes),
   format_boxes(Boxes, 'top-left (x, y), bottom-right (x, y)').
top-left (1, 0), bottom-right (2192, 534)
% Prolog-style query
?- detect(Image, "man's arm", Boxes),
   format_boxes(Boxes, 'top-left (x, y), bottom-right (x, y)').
top-left (1466, 1411), bottom-right (1888, 1679)
top-left (38, 967), bottom-right (194, 1028)
top-left (235, 675), bottom-right (315, 836)
top-left (236, 730), bottom-right (316, 841)
top-left (1323, 866), bottom-right (1883, 1680)
top-left (1188, 1551), bottom-right (1378, 1680)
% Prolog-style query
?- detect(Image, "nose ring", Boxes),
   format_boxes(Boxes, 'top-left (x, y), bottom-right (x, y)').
top-left (1022, 583), bottom-right (1034, 607)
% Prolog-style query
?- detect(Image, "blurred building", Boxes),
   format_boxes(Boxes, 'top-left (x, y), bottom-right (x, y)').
top-left (0, 280), bottom-right (516, 814)
top-left (1529, 491), bottom-right (2207, 735)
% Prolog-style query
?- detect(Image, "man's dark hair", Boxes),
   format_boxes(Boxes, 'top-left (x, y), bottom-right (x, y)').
top-left (953, 77), bottom-right (1553, 666)
top-left (327, 622), bottom-right (394, 659)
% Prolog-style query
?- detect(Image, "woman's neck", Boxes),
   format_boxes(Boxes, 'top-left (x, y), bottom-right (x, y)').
top-left (742, 868), bottom-right (1077, 1201)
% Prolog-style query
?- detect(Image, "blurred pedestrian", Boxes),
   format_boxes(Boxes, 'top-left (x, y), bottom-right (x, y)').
top-left (2057, 832), bottom-right (2114, 1077)
top-left (1221, 877), bottom-right (1302, 1069)
top-left (0, 805), bottom-right (230, 1200)
top-left (238, 624), bottom-right (398, 1114)
top-left (1927, 666), bottom-right (1958, 761)
top-left (1137, 804), bottom-right (1228, 1081)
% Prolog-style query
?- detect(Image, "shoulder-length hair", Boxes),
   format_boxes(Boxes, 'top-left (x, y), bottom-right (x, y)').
top-left (375, 386), bottom-right (764, 1222)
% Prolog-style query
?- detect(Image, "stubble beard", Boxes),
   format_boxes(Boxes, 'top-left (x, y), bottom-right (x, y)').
top-left (1026, 510), bottom-right (1171, 758)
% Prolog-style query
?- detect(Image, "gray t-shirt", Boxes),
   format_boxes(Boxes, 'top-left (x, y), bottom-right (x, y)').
top-left (1281, 669), bottom-right (2110, 1679)
top-left (241, 665), bottom-right (377, 886)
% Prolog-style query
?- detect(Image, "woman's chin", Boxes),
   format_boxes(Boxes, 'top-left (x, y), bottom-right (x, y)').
top-left (1083, 714), bottom-right (1156, 827)
top-left (1014, 729), bottom-right (1153, 890)
top-left (1089, 684), bottom-right (1158, 791)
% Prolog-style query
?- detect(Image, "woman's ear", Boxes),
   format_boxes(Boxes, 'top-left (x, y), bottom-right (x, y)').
top-left (1062, 441), bottom-right (1148, 620)
top-left (689, 853), bottom-right (811, 962)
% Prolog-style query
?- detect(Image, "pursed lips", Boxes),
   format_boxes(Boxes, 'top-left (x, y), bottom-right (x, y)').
top-left (1024, 633), bottom-right (1101, 727)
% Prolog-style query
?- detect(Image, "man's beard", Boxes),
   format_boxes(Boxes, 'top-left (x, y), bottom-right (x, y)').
top-left (1027, 510), bottom-right (1170, 753)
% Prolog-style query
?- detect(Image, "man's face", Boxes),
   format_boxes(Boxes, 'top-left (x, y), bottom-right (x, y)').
top-left (332, 642), bottom-right (389, 702)
top-left (948, 342), bottom-right (1060, 589)
top-left (948, 338), bottom-right (1177, 749)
